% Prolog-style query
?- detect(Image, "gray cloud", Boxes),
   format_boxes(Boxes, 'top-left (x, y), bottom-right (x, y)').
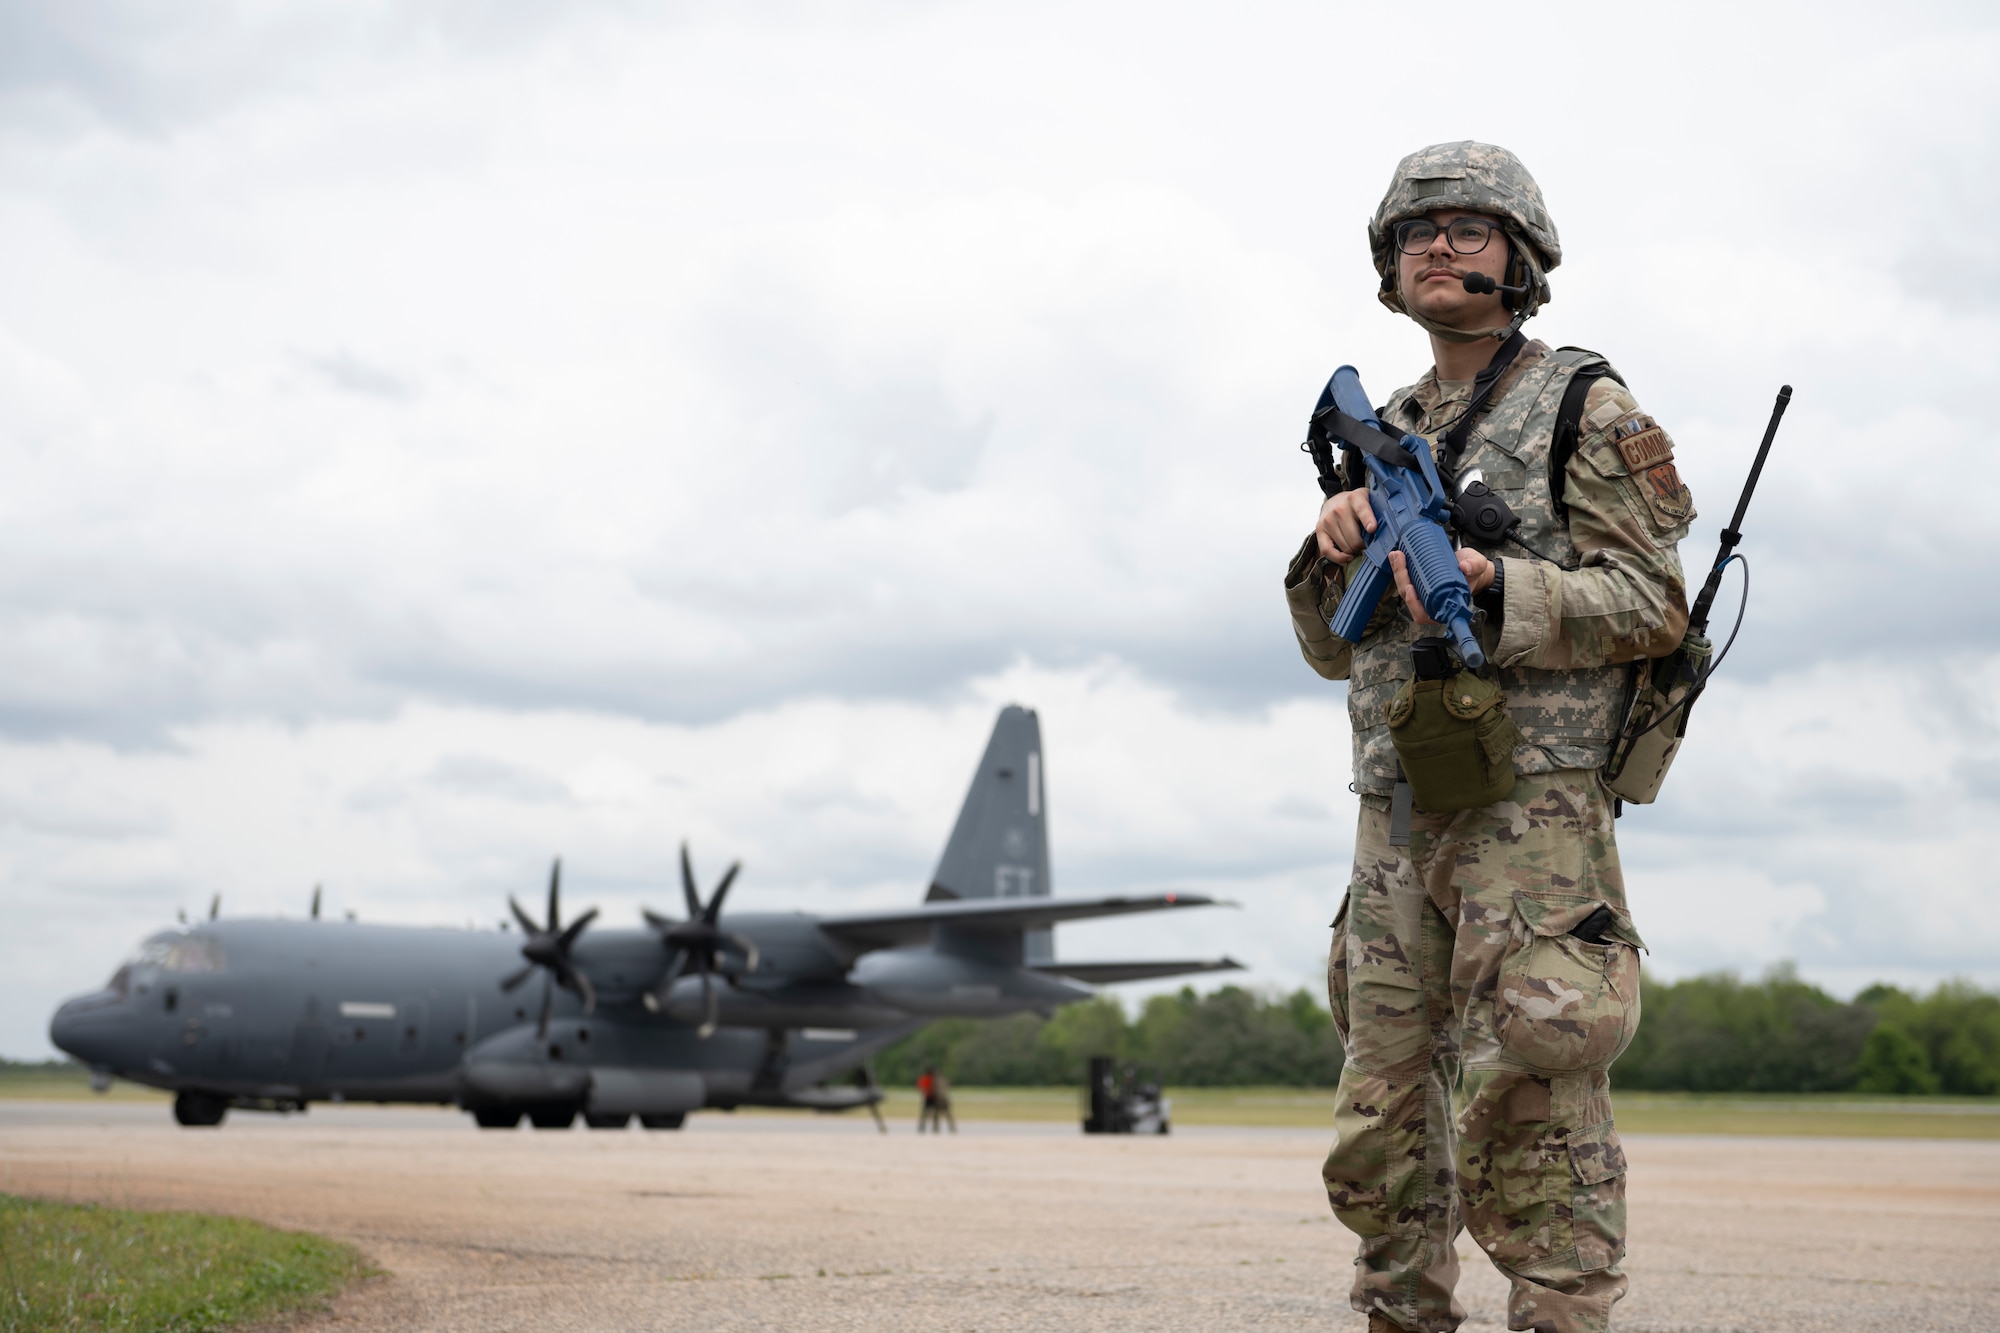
top-left (0, 1), bottom-right (661, 136)
top-left (302, 350), bottom-right (417, 402)
top-left (427, 753), bottom-right (569, 803)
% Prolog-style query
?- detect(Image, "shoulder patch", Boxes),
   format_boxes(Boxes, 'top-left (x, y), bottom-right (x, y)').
top-left (1615, 426), bottom-right (1673, 473)
top-left (1639, 460), bottom-right (1695, 527)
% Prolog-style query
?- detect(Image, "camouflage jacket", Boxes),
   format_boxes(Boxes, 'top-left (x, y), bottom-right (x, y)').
top-left (1285, 341), bottom-right (1695, 797)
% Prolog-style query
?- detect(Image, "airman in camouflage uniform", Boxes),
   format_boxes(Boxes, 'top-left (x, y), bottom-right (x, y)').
top-left (1285, 142), bottom-right (1695, 1333)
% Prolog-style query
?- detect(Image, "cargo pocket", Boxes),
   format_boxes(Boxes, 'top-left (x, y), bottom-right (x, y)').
top-left (1327, 892), bottom-right (1353, 1045)
top-left (1494, 892), bottom-right (1643, 1073)
top-left (1567, 1119), bottom-right (1629, 1271)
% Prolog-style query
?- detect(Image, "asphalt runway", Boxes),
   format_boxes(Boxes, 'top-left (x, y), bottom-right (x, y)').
top-left (2, 1101), bottom-right (1995, 1331)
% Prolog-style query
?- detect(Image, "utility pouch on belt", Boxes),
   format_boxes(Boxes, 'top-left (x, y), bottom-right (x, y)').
top-left (1603, 630), bottom-right (1713, 804)
top-left (1386, 638), bottom-right (1522, 812)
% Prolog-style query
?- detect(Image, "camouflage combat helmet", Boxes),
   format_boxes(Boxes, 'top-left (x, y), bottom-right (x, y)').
top-left (1368, 141), bottom-right (1560, 342)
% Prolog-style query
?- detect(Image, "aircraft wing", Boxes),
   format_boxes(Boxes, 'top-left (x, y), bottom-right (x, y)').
top-left (818, 892), bottom-right (1229, 950)
top-left (1031, 957), bottom-right (1244, 984)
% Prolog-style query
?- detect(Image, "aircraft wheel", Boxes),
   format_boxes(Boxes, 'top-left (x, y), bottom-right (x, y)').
top-left (639, 1112), bottom-right (686, 1130)
top-left (1157, 1122), bottom-right (1171, 1136)
top-left (528, 1105), bottom-right (577, 1130)
top-left (472, 1107), bottom-right (522, 1129)
top-left (584, 1112), bottom-right (631, 1130)
top-left (173, 1091), bottom-right (228, 1127)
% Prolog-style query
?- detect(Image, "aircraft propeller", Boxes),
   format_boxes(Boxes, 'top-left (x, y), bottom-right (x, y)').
top-left (498, 858), bottom-right (599, 1039)
top-left (641, 843), bottom-right (760, 1038)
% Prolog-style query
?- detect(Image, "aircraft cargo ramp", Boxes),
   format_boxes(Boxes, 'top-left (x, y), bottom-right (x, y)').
top-left (0, 1102), bottom-right (1994, 1331)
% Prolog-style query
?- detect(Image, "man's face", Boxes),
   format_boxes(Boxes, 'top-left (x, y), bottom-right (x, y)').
top-left (1394, 208), bottom-right (1513, 332)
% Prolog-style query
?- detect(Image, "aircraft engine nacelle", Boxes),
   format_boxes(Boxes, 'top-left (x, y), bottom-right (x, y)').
top-left (848, 948), bottom-right (1092, 1017)
top-left (656, 978), bottom-right (906, 1031)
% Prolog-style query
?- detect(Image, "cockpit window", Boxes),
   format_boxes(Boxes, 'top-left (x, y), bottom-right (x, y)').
top-left (127, 933), bottom-right (226, 975)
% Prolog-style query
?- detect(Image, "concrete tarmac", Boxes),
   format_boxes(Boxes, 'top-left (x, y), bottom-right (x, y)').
top-left (1, 1101), bottom-right (1995, 1331)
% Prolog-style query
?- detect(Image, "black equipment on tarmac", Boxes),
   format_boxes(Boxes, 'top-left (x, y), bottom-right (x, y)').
top-left (1081, 1056), bottom-right (1170, 1135)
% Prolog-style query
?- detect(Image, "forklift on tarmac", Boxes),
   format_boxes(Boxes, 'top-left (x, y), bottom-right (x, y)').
top-left (1080, 1056), bottom-right (1169, 1135)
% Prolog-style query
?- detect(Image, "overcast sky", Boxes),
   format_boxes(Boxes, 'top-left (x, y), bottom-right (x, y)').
top-left (2, 0), bottom-right (1995, 1057)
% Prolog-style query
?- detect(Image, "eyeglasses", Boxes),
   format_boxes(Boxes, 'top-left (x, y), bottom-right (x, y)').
top-left (1392, 216), bottom-right (1502, 257)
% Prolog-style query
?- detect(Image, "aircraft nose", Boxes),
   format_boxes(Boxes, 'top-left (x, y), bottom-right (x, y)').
top-left (49, 998), bottom-right (87, 1055)
top-left (49, 993), bottom-right (115, 1065)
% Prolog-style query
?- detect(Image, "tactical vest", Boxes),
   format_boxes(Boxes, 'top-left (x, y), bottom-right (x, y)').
top-left (1342, 346), bottom-right (1630, 798)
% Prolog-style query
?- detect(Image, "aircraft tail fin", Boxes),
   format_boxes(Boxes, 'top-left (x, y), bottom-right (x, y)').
top-left (928, 705), bottom-right (1052, 960)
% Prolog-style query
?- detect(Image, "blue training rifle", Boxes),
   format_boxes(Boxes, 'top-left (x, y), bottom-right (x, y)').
top-left (1304, 365), bottom-right (1484, 668)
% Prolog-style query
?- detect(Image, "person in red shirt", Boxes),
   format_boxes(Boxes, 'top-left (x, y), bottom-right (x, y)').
top-left (917, 1065), bottom-right (956, 1133)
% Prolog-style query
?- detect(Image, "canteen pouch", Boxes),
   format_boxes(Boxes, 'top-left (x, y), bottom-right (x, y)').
top-left (1386, 661), bottom-right (1522, 813)
top-left (1604, 630), bottom-right (1712, 804)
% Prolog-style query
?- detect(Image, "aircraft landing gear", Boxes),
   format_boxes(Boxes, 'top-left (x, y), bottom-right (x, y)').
top-left (528, 1105), bottom-right (577, 1130)
top-left (173, 1091), bottom-right (228, 1127)
top-left (472, 1107), bottom-right (522, 1129)
top-left (583, 1112), bottom-right (631, 1130)
top-left (639, 1112), bottom-right (685, 1130)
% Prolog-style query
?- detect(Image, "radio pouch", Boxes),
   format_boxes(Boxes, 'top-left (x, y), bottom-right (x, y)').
top-left (1386, 645), bottom-right (1522, 813)
top-left (1603, 630), bottom-right (1713, 804)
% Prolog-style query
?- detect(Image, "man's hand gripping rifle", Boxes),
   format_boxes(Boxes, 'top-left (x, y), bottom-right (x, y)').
top-left (1305, 366), bottom-right (1484, 668)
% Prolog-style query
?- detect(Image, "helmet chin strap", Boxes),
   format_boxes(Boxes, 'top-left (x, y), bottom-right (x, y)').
top-left (1404, 306), bottom-right (1523, 343)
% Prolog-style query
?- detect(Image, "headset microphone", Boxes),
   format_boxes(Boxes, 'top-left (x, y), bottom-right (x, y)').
top-left (1461, 273), bottom-right (1531, 298)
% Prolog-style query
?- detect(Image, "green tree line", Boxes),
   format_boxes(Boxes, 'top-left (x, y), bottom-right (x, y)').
top-left (875, 969), bottom-right (2000, 1095)
top-left (1615, 967), bottom-right (2000, 1095)
top-left (876, 987), bottom-right (1343, 1088)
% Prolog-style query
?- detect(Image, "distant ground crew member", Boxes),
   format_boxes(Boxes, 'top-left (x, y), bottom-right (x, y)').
top-left (1286, 142), bottom-right (1694, 1333)
top-left (917, 1064), bottom-right (957, 1134)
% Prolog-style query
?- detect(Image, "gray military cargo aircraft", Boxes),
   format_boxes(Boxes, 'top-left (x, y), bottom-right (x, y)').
top-left (50, 705), bottom-right (1239, 1129)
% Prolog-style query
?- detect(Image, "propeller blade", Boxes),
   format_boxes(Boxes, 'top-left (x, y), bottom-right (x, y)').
top-left (704, 862), bottom-right (743, 922)
top-left (208, 894), bottom-right (220, 920)
top-left (679, 842), bottom-right (702, 919)
top-left (546, 858), bottom-right (562, 932)
top-left (556, 907), bottom-right (598, 951)
top-left (697, 964), bottom-right (718, 1040)
top-left (724, 933), bottom-right (761, 974)
top-left (310, 884), bottom-right (321, 920)
top-left (508, 896), bottom-right (541, 937)
top-left (537, 973), bottom-right (553, 1040)
top-left (644, 949), bottom-right (690, 1014)
top-left (499, 964), bottom-right (536, 993)
top-left (572, 970), bottom-right (596, 1016)
top-left (641, 908), bottom-right (672, 931)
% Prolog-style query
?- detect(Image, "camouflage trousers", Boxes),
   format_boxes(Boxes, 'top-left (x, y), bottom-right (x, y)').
top-left (1323, 770), bottom-right (1644, 1333)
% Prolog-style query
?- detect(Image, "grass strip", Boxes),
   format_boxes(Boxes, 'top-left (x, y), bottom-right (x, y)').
top-left (0, 1193), bottom-right (368, 1332)
top-left (0, 1074), bottom-right (164, 1103)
